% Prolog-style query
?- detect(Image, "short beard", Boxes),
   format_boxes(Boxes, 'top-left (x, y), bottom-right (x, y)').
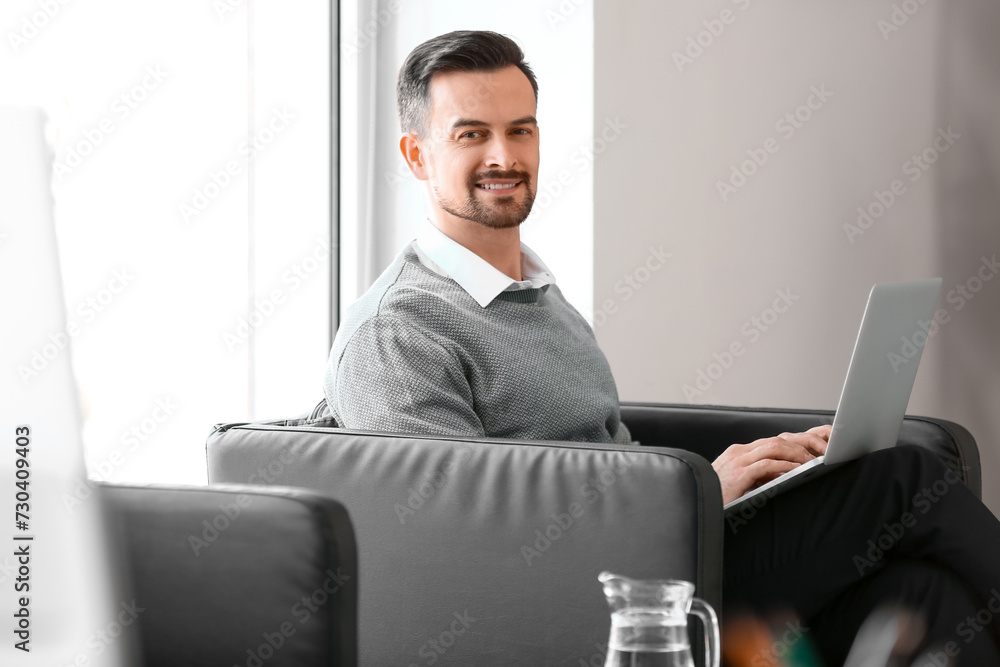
top-left (433, 169), bottom-right (535, 230)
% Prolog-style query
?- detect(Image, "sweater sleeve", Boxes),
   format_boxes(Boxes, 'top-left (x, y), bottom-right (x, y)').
top-left (328, 316), bottom-right (486, 437)
top-left (614, 419), bottom-right (636, 446)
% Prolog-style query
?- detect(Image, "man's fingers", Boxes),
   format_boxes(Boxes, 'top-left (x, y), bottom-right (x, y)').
top-left (741, 438), bottom-right (817, 465)
top-left (806, 424), bottom-right (833, 441)
top-left (715, 430), bottom-right (830, 503)
top-left (746, 458), bottom-right (800, 488)
top-left (777, 431), bottom-right (828, 456)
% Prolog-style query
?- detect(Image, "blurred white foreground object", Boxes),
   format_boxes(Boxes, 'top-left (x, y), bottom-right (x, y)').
top-left (0, 106), bottom-right (137, 665)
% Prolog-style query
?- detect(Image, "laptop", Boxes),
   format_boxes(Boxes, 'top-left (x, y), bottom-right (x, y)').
top-left (724, 278), bottom-right (943, 513)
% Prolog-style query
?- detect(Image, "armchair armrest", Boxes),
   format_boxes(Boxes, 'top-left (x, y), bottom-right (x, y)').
top-left (207, 423), bottom-right (723, 666)
top-left (102, 482), bottom-right (358, 667)
top-left (620, 402), bottom-right (982, 499)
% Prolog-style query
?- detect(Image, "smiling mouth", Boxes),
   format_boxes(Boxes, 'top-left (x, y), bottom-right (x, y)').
top-left (475, 181), bottom-right (521, 191)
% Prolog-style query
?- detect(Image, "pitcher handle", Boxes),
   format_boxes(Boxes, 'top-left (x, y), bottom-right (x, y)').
top-left (689, 597), bottom-right (720, 667)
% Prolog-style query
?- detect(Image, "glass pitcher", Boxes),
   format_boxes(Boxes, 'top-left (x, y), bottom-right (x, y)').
top-left (599, 571), bottom-right (720, 667)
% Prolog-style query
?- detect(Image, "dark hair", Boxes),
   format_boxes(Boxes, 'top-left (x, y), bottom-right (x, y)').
top-left (396, 30), bottom-right (538, 135)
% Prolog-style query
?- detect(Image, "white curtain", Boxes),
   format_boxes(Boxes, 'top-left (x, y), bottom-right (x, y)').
top-left (339, 0), bottom-right (384, 315)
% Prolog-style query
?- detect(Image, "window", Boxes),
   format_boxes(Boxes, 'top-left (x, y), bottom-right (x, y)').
top-left (3, 0), bottom-right (335, 485)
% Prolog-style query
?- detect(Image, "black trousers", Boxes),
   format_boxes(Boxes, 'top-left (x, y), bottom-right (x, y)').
top-left (723, 445), bottom-right (1000, 665)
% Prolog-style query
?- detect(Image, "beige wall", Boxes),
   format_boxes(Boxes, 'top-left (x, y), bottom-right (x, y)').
top-left (594, 1), bottom-right (1000, 513)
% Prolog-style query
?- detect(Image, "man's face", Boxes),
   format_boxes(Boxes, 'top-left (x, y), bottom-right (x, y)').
top-left (416, 65), bottom-right (539, 229)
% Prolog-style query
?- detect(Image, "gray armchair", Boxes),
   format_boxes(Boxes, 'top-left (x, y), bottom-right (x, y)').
top-left (205, 401), bottom-right (980, 666)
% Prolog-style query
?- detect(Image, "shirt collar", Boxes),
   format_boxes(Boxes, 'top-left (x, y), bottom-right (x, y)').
top-left (415, 218), bottom-right (556, 308)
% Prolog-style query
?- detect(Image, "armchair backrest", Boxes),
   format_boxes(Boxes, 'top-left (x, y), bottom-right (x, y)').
top-left (206, 422), bottom-right (723, 666)
top-left (102, 482), bottom-right (358, 667)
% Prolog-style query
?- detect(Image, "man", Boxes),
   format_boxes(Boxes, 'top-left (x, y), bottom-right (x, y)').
top-left (324, 30), bottom-right (1000, 664)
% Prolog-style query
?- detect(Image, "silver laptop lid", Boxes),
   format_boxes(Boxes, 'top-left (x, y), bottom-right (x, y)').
top-left (825, 278), bottom-right (943, 465)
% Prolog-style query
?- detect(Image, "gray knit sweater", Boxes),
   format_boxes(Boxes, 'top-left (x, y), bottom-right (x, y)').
top-left (322, 241), bottom-right (634, 445)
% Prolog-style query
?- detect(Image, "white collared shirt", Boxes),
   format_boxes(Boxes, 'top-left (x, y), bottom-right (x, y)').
top-left (413, 218), bottom-right (557, 308)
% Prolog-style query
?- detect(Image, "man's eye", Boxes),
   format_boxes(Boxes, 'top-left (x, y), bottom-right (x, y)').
top-left (460, 131), bottom-right (483, 139)
top-left (513, 128), bottom-right (532, 135)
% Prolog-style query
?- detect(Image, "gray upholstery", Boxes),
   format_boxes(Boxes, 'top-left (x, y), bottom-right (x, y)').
top-left (205, 401), bottom-right (982, 665)
top-left (620, 402), bottom-right (983, 499)
top-left (102, 483), bottom-right (358, 667)
top-left (206, 423), bottom-right (723, 666)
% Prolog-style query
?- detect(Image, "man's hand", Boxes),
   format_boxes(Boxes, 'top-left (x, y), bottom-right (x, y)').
top-left (711, 424), bottom-right (832, 505)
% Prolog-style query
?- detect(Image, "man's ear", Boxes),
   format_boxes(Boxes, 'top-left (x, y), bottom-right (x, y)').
top-left (399, 133), bottom-right (429, 181)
